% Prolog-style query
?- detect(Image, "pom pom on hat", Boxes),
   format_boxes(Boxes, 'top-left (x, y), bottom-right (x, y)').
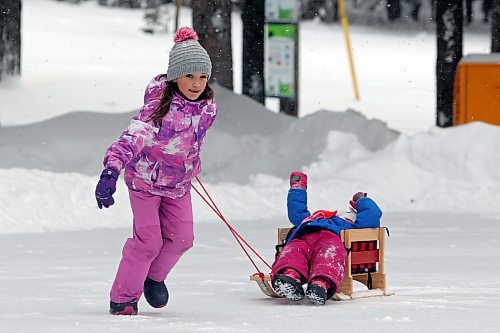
top-left (174, 27), bottom-right (199, 43)
top-left (167, 27), bottom-right (212, 81)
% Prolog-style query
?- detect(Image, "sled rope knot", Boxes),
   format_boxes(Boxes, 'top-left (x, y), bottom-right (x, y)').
top-left (192, 177), bottom-right (272, 277)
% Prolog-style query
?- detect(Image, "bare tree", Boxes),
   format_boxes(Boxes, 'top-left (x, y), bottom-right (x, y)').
top-left (387, 0), bottom-right (401, 21)
top-left (0, 0), bottom-right (21, 81)
top-left (192, 0), bottom-right (233, 90)
top-left (241, 0), bottom-right (265, 104)
top-left (492, 0), bottom-right (500, 52)
top-left (436, 1), bottom-right (463, 127)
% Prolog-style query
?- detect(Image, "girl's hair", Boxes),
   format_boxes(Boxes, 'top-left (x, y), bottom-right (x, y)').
top-left (148, 74), bottom-right (214, 127)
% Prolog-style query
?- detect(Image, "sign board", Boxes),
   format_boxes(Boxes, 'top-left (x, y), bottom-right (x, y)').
top-left (265, 0), bottom-right (299, 22)
top-left (265, 24), bottom-right (296, 98)
top-left (264, 0), bottom-right (299, 116)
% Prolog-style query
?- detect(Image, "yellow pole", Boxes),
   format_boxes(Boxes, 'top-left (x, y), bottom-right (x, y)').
top-left (338, 0), bottom-right (360, 100)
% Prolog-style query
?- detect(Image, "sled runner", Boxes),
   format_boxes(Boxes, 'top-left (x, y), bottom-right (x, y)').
top-left (251, 273), bottom-right (282, 298)
top-left (250, 227), bottom-right (391, 301)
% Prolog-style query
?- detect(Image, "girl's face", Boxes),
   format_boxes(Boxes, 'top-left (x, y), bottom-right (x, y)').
top-left (174, 72), bottom-right (209, 101)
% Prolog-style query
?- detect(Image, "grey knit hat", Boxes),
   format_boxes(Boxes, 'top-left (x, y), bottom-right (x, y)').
top-left (166, 27), bottom-right (212, 81)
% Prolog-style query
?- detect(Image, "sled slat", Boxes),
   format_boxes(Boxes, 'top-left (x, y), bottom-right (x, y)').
top-left (341, 228), bottom-right (380, 242)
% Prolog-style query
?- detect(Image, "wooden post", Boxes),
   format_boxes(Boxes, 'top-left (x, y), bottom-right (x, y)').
top-left (242, 0), bottom-right (265, 104)
top-left (378, 227), bottom-right (385, 274)
top-left (436, 1), bottom-right (463, 127)
top-left (492, 0), bottom-right (500, 52)
top-left (174, 0), bottom-right (183, 32)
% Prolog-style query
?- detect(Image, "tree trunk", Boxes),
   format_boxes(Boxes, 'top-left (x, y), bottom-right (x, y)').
top-left (492, 0), bottom-right (500, 52)
top-left (192, 0), bottom-right (233, 90)
top-left (387, 0), bottom-right (401, 21)
top-left (300, 0), bottom-right (322, 20)
top-left (241, 0), bottom-right (265, 104)
top-left (436, 1), bottom-right (463, 127)
top-left (0, 0), bottom-right (22, 81)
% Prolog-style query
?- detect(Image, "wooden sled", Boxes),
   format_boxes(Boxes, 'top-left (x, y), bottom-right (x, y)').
top-left (250, 227), bottom-right (391, 301)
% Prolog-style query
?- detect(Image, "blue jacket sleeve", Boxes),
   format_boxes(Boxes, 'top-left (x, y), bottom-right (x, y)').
top-left (354, 197), bottom-right (383, 228)
top-left (287, 188), bottom-right (311, 227)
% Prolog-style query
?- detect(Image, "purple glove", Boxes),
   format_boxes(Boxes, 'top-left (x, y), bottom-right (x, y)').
top-left (290, 171), bottom-right (307, 190)
top-left (349, 191), bottom-right (367, 210)
top-left (95, 168), bottom-right (120, 209)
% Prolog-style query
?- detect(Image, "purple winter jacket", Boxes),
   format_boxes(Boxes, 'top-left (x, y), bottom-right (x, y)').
top-left (103, 75), bottom-right (217, 199)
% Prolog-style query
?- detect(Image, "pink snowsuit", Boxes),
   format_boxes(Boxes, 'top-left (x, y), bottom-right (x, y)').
top-left (271, 230), bottom-right (347, 294)
top-left (105, 75), bottom-right (217, 303)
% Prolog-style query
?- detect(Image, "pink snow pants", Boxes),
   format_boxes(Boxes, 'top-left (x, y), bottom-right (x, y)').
top-left (271, 230), bottom-right (347, 294)
top-left (110, 189), bottom-right (194, 303)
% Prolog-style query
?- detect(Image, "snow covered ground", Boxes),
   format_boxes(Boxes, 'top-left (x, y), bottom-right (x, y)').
top-left (0, 0), bottom-right (499, 332)
top-left (2, 213), bottom-right (499, 333)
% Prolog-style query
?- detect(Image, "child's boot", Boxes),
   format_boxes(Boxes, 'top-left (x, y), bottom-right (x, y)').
top-left (110, 300), bottom-right (138, 315)
top-left (272, 269), bottom-right (304, 301)
top-left (306, 277), bottom-right (334, 305)
top-left (144, 277), bottom-right (169, 308)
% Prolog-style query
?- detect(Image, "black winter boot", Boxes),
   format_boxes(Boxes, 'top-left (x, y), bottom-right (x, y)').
top-left (306, 283), bottom-right (328, 305)
top-left (272, 274), bottom-right (305, 301)
top-left (306, 276), bottom-right (335, 305)
top-left (143, 277), bottom-right (169, 308)
top-left (110, 300), bottom-right (138, 315)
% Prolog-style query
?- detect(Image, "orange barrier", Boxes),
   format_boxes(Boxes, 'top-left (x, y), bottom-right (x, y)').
top-left (453, 54), bottom-right (500, 126)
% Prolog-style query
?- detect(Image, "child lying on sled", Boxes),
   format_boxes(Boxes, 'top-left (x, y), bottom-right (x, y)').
top-left (271, 172), bottom-right (382, 305)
